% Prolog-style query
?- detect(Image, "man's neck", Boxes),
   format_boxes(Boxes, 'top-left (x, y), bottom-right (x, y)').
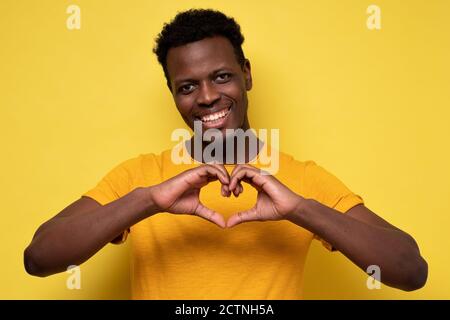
top-left (187, 129), bottom-right (263, 164)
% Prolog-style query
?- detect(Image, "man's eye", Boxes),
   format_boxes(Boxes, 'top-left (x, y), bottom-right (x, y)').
top-left (179, 84), bottom-right (195, 94)
top-left (216, 73), bottom-right (231, 83)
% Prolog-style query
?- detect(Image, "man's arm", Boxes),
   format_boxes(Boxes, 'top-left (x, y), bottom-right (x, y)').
top-left (24, 164), bottom-right (229, 278)
top-left (288, 201), bottom-right (428, 291)
top-left (226, 164), bottom-right (428, 291)
top-left (24, 187), bottom-right (157, 277)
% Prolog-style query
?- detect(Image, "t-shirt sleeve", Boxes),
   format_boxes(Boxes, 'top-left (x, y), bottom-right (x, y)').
top-left (82, 157), bottom-right (140, 205)
top-left (303, 161), bottom-right (364, 251)
top-left (82, 156), bottom-right (142, 244)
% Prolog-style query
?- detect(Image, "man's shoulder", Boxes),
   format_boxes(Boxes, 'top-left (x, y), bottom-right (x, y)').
top-left (276, 150), bottom-right (317, 172)
top-left (111, 151), bottom-right (166, 175)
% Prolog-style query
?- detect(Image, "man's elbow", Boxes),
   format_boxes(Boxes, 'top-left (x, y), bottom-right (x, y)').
top-left (402, 256), bottom-right (428, 291)
top-left (23, 246), bottom-right (49, 278)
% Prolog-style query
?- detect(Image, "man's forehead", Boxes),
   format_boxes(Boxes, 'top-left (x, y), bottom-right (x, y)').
top-left (166, 36), bottom-right (238, 81)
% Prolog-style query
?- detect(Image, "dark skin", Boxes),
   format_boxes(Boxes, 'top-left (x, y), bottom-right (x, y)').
top-left (167, 36), bottom-right (252, 134)
top-left (166, 36), bottom-right (257, 164)
top-left (166, 36), bottom-right (428, 290)
top-left (24, 36), bottom-right (428, 292)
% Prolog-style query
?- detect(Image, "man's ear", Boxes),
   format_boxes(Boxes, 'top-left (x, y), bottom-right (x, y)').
top-left (242, 59), bottom-right (252, 91)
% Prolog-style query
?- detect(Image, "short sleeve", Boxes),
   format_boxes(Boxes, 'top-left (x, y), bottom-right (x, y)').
top-left (82, 156), bottom-right (142, 244)
top-left (303, 161), bottom-right (364, 251)
top-left (82, 157), bottom-right (141, 205)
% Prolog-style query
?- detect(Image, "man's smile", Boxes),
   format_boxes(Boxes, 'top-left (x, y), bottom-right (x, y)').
top-left (195, 105), bottom-right (232, 129)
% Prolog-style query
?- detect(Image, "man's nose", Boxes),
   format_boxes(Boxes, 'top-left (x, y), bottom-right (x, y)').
top-left (196, 82), bottom-right (220, 107)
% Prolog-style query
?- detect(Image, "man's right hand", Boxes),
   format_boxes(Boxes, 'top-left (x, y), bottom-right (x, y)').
top-left (24, 164), bottom-right (232, 277)
top-left (149, 164), bottom-right (231, 228)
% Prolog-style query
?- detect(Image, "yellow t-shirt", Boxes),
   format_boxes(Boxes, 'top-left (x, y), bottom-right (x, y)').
top-left (82, 143), bottom-right (363, 299)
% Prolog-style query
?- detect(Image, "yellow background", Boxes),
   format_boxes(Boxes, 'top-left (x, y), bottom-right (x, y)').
top-left (1, 0), bottom-right (449, 299)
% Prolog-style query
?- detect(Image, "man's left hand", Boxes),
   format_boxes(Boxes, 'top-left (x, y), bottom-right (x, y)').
top-left (226, 164), bottom-right (305, 227)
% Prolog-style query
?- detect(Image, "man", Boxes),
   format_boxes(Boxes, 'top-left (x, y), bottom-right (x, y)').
top-left (24, 9), bottom-right (427, 299)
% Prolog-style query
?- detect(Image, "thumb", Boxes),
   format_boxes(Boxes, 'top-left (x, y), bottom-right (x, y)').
top-left (194, 202), bottom-right (226, 228)
top-left (226, 207), bottom-right (258, 228)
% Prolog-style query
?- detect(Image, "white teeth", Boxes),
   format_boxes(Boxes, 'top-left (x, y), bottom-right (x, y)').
top-left (200, 107), bottom-right (230, 122)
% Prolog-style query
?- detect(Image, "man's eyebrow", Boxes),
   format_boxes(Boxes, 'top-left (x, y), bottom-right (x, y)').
top-left (173, 67), bottom-right (234, 87)
top-left (173, 77), bottom-right (197, 87)
top-left (211, 67), bottom-right (233, 75)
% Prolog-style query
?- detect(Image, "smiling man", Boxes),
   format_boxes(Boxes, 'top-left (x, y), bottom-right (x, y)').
top-left (24, 9), bottom-right (428, 299)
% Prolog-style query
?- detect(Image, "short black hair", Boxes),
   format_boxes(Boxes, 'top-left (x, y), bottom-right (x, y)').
top-left (153, 9), bottom-right (246, 88)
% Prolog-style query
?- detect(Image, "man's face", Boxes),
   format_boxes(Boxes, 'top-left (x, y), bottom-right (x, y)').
top-left (166, 36), bottom-right (252, 135)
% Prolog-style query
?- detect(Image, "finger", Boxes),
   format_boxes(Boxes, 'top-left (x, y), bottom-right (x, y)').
top-left (232, 186), bottom-right (239, 197)
top-left (221, 184), bottom-right (231, 197)
top-left (233, 183), bottom-right (243, 197)
top-left (226, 207), bottom-right (258, 228)
top-left (222, 184), bottom-right (231, 197)
top-left (229, 163), bottom-right (257, 178)
top-left (208, 165), bottom-right (230, 185)
top-left (238, 182), bottom-right (244, 195)
top-left (229, 167), bottom-right (262, 191)
top-left (212, 164), bottom-right (232, 197)
top-left (229, 163), bottom-right (246, 180)
top-left (228, 165), bottom-right (247, 191)
top-left (197, 165), bottom-right (230, 186)
top-left (194, 203), bottom-right (226, 228)
top-left (238, 176), bottom-right (261, 192)
top-left (209, 163), bottom-right (230, 181)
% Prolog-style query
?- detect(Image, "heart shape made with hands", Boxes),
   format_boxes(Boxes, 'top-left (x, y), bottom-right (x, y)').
top-left (152, 163), bottom-right (302, 229)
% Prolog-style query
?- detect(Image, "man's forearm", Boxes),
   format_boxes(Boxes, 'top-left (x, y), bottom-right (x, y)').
top-left (24, 187), bottom-right (158, 277)
top-left (287, 198), bottom-right (428, 291)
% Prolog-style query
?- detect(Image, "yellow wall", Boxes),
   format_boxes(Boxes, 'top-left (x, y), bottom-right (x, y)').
top-left (1, 0), bottom-right (449, 299)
